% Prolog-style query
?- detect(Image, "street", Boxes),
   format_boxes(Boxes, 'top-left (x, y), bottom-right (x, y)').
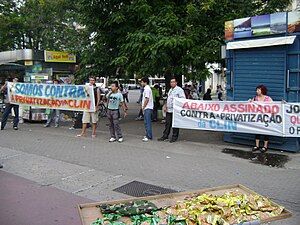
top-left (0, 90), bottom-right (299, 225)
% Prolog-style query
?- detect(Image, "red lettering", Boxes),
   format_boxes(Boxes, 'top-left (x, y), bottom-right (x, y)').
top-left (223, 104), bottom-right (229, 112)
top-left (237, 104), bottom-right (245, 113)
top-left (191, 102), bottom-right (197, 110)
top-left (83, 100), bottom-right (91, 110)
top-left (231, 104), bottom-right (236, 112)
top-left (182, 102), bottom-right (190, 109)
top-left (69, 100), bottom-right (74, 107)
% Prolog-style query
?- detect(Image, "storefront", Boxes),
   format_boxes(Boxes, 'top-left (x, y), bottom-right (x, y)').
top-left (0, 49), bottom-right (77, 121)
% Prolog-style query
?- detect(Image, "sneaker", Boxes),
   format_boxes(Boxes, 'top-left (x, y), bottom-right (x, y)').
top-left (142, 137), bottom-right (149, 142)
top-left (13, 127), bottom-right (18, 130)
top-left (158, 137), bottom-right (168, 141)
top-left (118, 138), bottom-right (124, 143)
top-left (44, 124), bottom-right (50, 128)
top-left (19, 118), bottom-right (24, 124)
top-left (54, 124), bottom-right (59, 128)
top-left (0, 127), bottom-right (3, 130)
top-left (169, 139), bottom-right (177, 143)
top-left (109, 138), bottom-right (116, 142)
top-left (0, 164), bottom-right (3, 169)
top-left (260, 147), bottom-right (268, 153)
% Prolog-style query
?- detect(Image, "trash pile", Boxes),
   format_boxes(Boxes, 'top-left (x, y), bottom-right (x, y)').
top-left (92, 192), bottom-right (284, 225)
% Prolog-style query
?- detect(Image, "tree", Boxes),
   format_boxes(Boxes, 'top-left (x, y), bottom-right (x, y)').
top-left (0, 0), bottom-right (89, 53)
top-left (0, 1), bottom-right (18, 51)
top-left (78, 0), bottom-right (291, 85)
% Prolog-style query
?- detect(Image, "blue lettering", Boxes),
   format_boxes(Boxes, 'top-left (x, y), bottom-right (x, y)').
top-left (210, 120), bottom-right (216, 129)
top-left (33, 84), bottom-right (39, 96)
top-left (64, 86), bottom-right (70, 97)
top-left (69, 86), bottom-right (77, 98)
top-left (50, 86), bottom-right (56, 97)
top-left (29, 84), bottom-right (34, 95)
top-left (20, 84), bottom-right (25, 94)
top-left (77, 86), bottom-right (86, 98)
top-left (56, 86), bottom-right (64, 97)
top-left (45, 85), bottom-right (51, 97)
top-left (198, 120), bottom-right (206, 128)
top-left (209, 120), bottom-right (237, 130)
top-left (15, 83), bottom-right (21, 94)
top-left (38, 85), bottom-right (43, 96)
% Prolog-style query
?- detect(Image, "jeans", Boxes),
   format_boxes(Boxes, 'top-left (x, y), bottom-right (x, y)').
top-left (1, 103), bottom-right (19, 129)
top-left (46, 109), bottom-right (60, 126)
top-left (107, 109), bottom-right (123, 138)
top-left (143, 109), bottom-right (153, 139)
top-left (163, 112), bottom-right (179, 140)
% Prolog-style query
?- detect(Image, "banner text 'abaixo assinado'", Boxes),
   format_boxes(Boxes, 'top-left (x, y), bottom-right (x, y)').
top-left (173, 98), bottom-right (300, 137)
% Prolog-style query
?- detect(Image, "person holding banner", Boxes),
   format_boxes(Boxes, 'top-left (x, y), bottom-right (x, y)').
top-left (251, 85), bottom-right (273, 153)
top-left (1, 78), bottom-right (19, 131)
top-left (44, 80), bottom-right (60, 128)
top-left (158, 77), bottom-right (186, 143)
top-left (77, 77), bottom-right (101, 138)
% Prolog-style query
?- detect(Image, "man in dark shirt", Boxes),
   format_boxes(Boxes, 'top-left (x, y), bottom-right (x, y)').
top-left (1, 77), bottom-right (20, 130)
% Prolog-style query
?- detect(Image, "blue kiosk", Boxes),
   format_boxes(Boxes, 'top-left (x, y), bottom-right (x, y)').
top-left (225, 11), bottom-right (300, 152)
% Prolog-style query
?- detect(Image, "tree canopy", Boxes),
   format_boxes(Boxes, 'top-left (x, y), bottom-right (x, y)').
top-left (0, 0), bottom-right (88, 52)
top-left (0, 0), bottom-right (293, 82)
top-left (78, 0), bottom-right (292, 82)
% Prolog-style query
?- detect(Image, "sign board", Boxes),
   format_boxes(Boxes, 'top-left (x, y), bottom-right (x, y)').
top-left (7, 82), bottom-right (95, 112)
top-left (44, 50), bottom-right (76, 63)
top-left (173, 98), bottom-right (300, 137)
top-left (225, 12), bottom-right (288, 40)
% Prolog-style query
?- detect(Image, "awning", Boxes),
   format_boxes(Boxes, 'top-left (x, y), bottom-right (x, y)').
top-left (0, 49), bottom-right (33, 64)
top-left (226, 36), bottom-right (296, 50)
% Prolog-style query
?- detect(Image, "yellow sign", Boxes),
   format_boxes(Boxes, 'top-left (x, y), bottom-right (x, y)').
top-left (24, 60), bottom-right (33, 66)
top-left (44, 50), bottom-right (76, 63)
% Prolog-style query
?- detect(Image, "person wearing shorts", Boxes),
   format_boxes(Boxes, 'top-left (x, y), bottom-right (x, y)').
top-left (77, 77), bottom-right (100, 138)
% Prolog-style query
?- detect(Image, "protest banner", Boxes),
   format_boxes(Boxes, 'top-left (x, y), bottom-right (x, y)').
top-left (173, 98), bottom-right (287, 136)
top-left (7, 82), bottom-right (95, 112)
top-left (284, 103), bottom-right (300, 137)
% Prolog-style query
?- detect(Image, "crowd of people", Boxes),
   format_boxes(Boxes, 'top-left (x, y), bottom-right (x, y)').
top-left (0, 76), bottom-right (274, 166)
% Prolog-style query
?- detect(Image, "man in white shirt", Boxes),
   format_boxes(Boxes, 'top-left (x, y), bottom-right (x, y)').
top-left (141, 77), bottom-right (153, 142)
top-left (158, 77), bottom-right (186, 143)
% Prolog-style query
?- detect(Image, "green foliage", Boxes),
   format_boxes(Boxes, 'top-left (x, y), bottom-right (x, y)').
top-left (0, 0), bottom-right (89, 52)
top-left (0, 0), bottom-right (292, 83)
top-left (78, 0), bottom-right (292, 82)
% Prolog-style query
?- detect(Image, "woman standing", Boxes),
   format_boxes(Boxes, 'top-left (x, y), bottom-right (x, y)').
top-left (250, 85), bottom-right (273, 153)
top-left (217, 85), bottom-right (223, 101)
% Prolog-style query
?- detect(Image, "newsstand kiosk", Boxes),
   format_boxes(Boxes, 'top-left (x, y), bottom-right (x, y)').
top-left (224, 11), bottom-right (300, 152)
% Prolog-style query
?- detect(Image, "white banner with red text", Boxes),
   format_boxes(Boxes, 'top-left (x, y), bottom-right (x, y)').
top-left (173, 98), bottom-right (300, 137)
top-left (7, 82), bottom-right (96, 112)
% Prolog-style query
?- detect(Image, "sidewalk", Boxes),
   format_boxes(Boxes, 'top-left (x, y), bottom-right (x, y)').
top-left (0, 90), bottom-right (299, 225)
top-left (0, 170), bottom-right (90, 225)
